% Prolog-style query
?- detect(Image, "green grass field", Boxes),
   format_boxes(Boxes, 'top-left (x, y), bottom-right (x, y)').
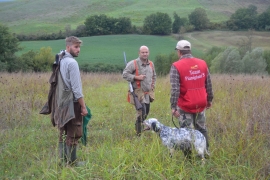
top-left (0, 72), bottom-right (269, 179)
top-left (185, 30), bottom-right (270, 51)
top-left (1, 0), bottom-right (269, 34)
top-left (18, 35), bottom-right (179, 65)
top-left (18, 31), bottom-right (270, 66)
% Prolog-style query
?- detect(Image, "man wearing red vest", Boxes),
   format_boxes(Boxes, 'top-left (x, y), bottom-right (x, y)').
top-left (123, 46), bottom-right (156, 136)
top-left (170, 40), bottom-right (213, 153)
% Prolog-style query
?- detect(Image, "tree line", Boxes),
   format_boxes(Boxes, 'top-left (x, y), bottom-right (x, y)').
top-left (15, 5), bottom-right (270, 41)
top-left (1, 5), bottom-right (270, 73)
top-left (0, 23), bottom-right (125, 73)
top-left (154, 30), bottom-right (270, 75)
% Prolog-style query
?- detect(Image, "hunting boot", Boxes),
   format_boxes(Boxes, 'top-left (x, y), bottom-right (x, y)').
top-left (66, 145), bottom-right (85, 167)
top-left (135, 117), bottom-right (142, 136)
top-left (58, 142), bottom-right (67, 166)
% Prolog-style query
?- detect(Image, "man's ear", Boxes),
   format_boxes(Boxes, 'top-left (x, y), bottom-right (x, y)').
top-left (177, 50), bottom-right (181, 57)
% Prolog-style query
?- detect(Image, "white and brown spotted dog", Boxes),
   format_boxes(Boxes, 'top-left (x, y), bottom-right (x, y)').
top-left (143, 118), bottom-right (209, 160)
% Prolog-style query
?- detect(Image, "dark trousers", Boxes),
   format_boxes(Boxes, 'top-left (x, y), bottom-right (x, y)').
top-left (59, 102), bottom-right (83, 146)
top-left (136, 103), bottom-right (150, 120)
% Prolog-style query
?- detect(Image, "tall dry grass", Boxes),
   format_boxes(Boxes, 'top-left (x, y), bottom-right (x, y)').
top-left (0, 72), bottom-right (269, 179)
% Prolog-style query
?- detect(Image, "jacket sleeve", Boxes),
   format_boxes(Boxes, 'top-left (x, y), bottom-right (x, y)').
top-left (205, 68), bottom-right (213, 102)
top-left (122, 60), bottom-right (135, 82)
top-left (170, 65), bottom-right (180, 109)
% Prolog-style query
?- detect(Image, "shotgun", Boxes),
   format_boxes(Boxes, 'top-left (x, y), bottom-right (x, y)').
top-left (123, 52), bottom-right (142, 110)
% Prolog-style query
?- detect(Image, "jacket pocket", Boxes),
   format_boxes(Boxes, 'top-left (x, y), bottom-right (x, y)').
top-left (181, 88), bottom-right (207, 112)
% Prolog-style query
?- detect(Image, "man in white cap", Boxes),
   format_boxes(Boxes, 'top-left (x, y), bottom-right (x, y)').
top-left (170, 40), bottom-right (213, 158)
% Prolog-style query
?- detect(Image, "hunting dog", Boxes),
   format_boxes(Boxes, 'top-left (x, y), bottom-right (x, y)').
top-left (143, 118), bottom-right (209, 160)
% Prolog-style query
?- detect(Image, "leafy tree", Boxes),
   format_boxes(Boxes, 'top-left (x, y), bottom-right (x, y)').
top-left (20, 47), bottom-right (54, 72)
top-left (0, 61), bottom-right (8, 72)
top-left (188, 8), bottom-right (209, 30)
top-left (65, 25), bottom-right (73, 37)
top-left (223, 49), bottom-right (243, 73)
top-left (172, 12), bottom-right (181, 33)
top-left (154, 52), bottom-right (178, 75)
top-left (19, 50), bottom-right (37, 72)
top-left (180, 17), bottom-right (188, 27)
top-left (34, 47), bottom-right (54, 72)
top-left (202, 46), bottom-right (224, 68)
top-left (242, 47), bottom-right (267, 74)
top-left (257, 6), bottom-right (270, 30)
top-left (85, 14), bottom-right (113, 36)
top-left (84, 14), bottom-right (132, 36)
top-left (210, 47), bottom-right (236, 73)
top-left (263, 50), bottom-right (270, 74)
top-left (75, 25), bottom-right (87, 37)
top-left (227, 5), bottom-right (258, 30)
top-left (80, 63), bottom-right (123, 73)
top-left (0, 23), bottom-right (21, 71)
top-left (143, 12), bottom-right (172, 35)
top-left (237, 29), bottom-right (254, 58)
top-left (154, 54), bottom-right (168, 76)
top-left (114, 17), bottom-right (132, 34)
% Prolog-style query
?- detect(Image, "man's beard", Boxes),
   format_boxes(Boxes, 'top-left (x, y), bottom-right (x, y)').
top-left (70, 49), bottom-right (78, 57)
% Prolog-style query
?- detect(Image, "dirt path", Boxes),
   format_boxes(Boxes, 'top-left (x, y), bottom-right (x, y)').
top-left (187, 33), bottom-right (198, 41)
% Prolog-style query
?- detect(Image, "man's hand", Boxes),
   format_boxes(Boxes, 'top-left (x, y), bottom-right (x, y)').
top-left (78, 97), bottom-right (88, 116)
top-left (135, 75), bottom-right (146, 81)
top-left (172, 108), bottom-right (180, 118)
top-left (81, 106), bottom-right (88, 116)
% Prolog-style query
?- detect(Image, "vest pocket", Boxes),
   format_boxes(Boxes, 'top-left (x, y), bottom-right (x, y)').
top-left (181, 88), bottom-right (207, 112)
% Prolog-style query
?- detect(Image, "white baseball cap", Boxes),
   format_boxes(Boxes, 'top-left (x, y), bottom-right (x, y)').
top-left (175, 40), bottom-right (191, 50)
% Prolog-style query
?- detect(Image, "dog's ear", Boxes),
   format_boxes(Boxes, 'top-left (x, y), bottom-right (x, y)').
top-left (151, 122), bottom-right (160, 132)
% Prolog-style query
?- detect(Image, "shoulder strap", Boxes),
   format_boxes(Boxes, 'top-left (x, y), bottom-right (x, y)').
top-left (133, 60), bottom-right (141, 89)
top-left (134, 60), bottom-right (154, 89)
top-left (149, 60), bottom-right (153, 71)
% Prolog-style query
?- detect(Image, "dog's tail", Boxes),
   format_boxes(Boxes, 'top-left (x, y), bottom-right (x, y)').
top-left (204, 142), bottom-right (210, 158)
top-left (205, 148), bottom-right (210, 156)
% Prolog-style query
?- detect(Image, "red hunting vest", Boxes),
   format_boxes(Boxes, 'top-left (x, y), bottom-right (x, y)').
top-left (173, 57), bottom-right (208, 113)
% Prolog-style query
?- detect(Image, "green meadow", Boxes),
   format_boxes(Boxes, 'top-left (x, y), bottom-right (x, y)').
top-left (18, 31), bottom-right (270, 66)
top-left (1, 0), bottom-right (269, 34)
top-left (0, 73), bottom-right (269, 179)
top-left (18, 35), bottom-right (179, 65)
top-left (1, 0), bottom-right (270, 179)
top-left (0, 0), bottom-right (214, 34)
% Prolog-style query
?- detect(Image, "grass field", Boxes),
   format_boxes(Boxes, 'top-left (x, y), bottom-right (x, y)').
top-left (185, 30), bottom-right (270, 52)
top-left (17, 31), bottom-right (270, 66)
top-left (1, 0), bottom-right (269, 34)
top-left (0, 72), bottom-right (269, 179)
top-left (18, 35), bottom-right (180, 65)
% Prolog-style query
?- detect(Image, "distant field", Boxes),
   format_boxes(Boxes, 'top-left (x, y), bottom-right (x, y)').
top-left (18, 35), bottom-right (183, 65)
top-left (1, 0), bottom-right (269, 34)
top-left (185, 30), bottom-right (270, 53)
top-left (18, 31), bottom-right (270, 66)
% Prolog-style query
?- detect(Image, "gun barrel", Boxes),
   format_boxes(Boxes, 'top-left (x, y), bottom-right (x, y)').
top-left (123, 51), bottom-right (127, 65)
top-left (124, 51), bottom-right (142, 110)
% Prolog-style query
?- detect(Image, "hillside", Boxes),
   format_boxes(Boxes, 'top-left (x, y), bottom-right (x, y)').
top-left (0, 0), bottom-right (269, 34)
top-left (17, 31), bottom-right (270, 66)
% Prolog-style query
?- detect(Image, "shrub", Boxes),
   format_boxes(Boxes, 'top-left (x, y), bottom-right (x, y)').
top-left (143, 12), bottom-right (172, 35)
top-left (80, 63), bottom-right (124, 73)
top-left (154, 52), bottom-right (178, 75)
top-left (242, 47), bottom-right (267, 74)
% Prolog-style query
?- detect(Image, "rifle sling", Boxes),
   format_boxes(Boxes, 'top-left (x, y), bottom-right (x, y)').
top-left (133, 59), bottom-right (153, 92)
